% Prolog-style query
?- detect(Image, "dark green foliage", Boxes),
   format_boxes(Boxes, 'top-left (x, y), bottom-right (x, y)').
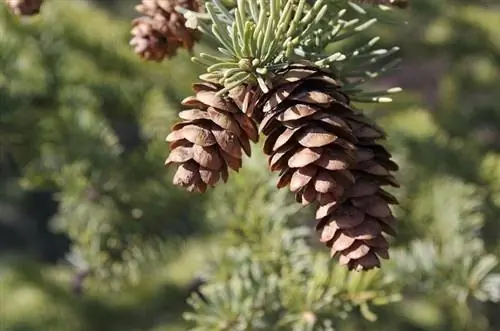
top-left (1, 1), bottom-right (500, 331)
top-left (0, 0), bottom-right (206, 289)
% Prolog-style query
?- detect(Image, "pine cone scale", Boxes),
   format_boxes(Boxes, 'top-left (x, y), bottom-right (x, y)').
top-left (173, 161), bottom-right (204, 190)
top-left (261, 83), bottom-right (302, 114)
top-left (263, 127), bottom-right (286, 154)
top-left (276, 104), bottom-right (319, 121)
top-left (233, 112), bottom-right (259, 143)
top-left (288, 147), bottom-right (323, 168)
top-left (199, 167), bottom-right (220, 186)
top-left (330, 232), bottom-right (356, 252)
top-left (212, 128), bottom-right (242, 159)
top-left (296, 127), bottom-right (339, 148)
top-left (315, 150), bottom-right (352, 171)
top-left (350, 253), bottom-right (380, 271)
top-left (165, 145), bottom-right (193, 164)
top-left (179, 109), bottom-right (211, 121)
top-left (191, 145), bottom-right (223, 170)
top-left (290, 165), bottom-right (317, 192)
top-left (208, 107), bottom-right (243, 136)
top-left (167, 124), bottom-right (216, 146)
top-left (269, 148), bottom-right (295, 171)
top-left (196, 91), bottom-right (240, 113)
top-left (342, 242), bottom-right (371, 260)
top-left (343, 219), bottom-right (382, 240)
top-left (323, 207), bottom-right (365, 229)
top-left (275, 67), bottom-right (318, 85)
top-left (220, 149), bottom-right (242, 171)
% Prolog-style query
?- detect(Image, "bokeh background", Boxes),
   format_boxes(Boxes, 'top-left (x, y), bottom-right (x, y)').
top-left (1, 0), bottom-right (500, 330)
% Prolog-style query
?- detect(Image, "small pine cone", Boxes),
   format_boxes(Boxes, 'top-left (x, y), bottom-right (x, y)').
top-left (130, 17), bottom-right (181, 61)
top-left (5, 0), bottom-right (43, 16)
top-left (130, 0), bottom-right (201, 61)
top-left (255, 62), bottom-right (399, 271)
top-left (165, 83), bottom-right (259, 193)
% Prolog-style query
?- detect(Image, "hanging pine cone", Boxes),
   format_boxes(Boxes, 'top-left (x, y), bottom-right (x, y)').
top-left (255, 62), bottom-right (399, 271)
top-left (5, 0), bottom-right (43, 16)
top-left (165, 82), bottom-right (259, 193)
top-left (130, 17), bottom-right (180, 61)
top-left (130, 0), bottom-right (202, 61)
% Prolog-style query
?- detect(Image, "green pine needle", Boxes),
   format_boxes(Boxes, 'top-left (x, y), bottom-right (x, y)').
top-left (180, 0), bottom-right (403, 101)
top-left (187, 0), bottom-right (327, 95)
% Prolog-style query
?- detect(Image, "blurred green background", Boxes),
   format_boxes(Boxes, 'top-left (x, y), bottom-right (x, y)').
top-left (1, 0), bottom-right (500, 330)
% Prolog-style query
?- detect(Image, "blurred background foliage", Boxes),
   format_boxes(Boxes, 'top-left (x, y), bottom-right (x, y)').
top-left (1, 0), bottom-right (500, 330)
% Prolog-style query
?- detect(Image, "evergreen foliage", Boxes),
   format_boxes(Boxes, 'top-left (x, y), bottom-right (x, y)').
top-left (1, 0), bottom-right (500, 331)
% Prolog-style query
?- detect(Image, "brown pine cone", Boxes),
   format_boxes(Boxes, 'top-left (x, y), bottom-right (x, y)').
top-left (5, 0), bottom-right (43, 16)
top-left (165, 83), bottom-right (259, 193)
top-left (255, 62), bottom-right (399, 271)
top-left (130, 17), bottom-right (180, 62)
top-left (130, 0), bottom-right (202, 61)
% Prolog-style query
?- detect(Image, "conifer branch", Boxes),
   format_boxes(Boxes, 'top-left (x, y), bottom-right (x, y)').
top-left (186, 0), bottom-right (328, 95)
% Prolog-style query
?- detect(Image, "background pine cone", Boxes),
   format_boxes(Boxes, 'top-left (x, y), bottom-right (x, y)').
top-left (5, 0), bottom-right (43, 16)
top-left (255, 62), bottom-right (399, 271)
top-left (165, 83), bottom-right (259, 193)
top-left (130, 17), bottom-right (180, 61)
top-left (130, 0), bottom-right (202, 61)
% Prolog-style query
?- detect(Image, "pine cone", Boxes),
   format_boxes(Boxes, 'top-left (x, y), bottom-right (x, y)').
top-left (165, 82), bottom-right (259, 193)
top-left (5, 0), bottom-right (43, 16)
top-left (130, 17), bottom-right (180, 61)
top-left (130, 0), bottom-right (202, 61)
top-left (255, 62), bottom-right (399, 271)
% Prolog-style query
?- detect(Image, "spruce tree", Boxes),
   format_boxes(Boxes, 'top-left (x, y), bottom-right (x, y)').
top-left (1, 1), bottom-right (500, 331)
